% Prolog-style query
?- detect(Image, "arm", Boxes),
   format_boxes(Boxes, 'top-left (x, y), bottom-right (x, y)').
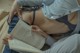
top-left (32, 25), bottom-right (55, 46)
top-left (31, 25), bottom-right (48, 38)
top-left (8, 0), bottom-right (20, 24)
top-left (3, 34), bottom-right (13, 44)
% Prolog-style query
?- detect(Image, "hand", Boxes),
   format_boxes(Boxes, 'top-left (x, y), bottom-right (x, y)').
top-left (32, 25), bottom-right (42, 33)
top-left (7, 16), bottom-right (12, 24)
top-left (18, 8), bottom-right (23, 19)
top-left (31, 25), bottom-right (48, 38)
top-left (3, 34), bottom-right (13, 44)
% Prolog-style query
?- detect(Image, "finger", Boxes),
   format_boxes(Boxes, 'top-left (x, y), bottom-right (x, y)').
top-left (3, 40), bottom-right (8, 44)
top-left (3, 39), bottom-right (8, 44)
top-left (32, 29), bottom-right (36, 32)
top-left (9, 18), bottom-right (11, 23)
top-left (7, 34), bottom-right (13, 40)
top-left (8, 36), bottom-right (13, 40)
top-left (7, 18), bottom-right (11, 24)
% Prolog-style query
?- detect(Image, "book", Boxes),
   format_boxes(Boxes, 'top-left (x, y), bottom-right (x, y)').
top-left (8, 19), bottom-right (45, 52)
top-left (8, 39), bottom-right (42, 53)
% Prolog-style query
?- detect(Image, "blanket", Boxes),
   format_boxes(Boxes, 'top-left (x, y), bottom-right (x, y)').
top-left (0, 0), bottom-right (13, 52)
top-left (0, 11), bottom-right (9, 53)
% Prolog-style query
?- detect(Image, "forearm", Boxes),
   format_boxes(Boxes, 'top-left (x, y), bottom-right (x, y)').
top-left (37, 29), bottom-right (55, 46)
top-left (46, 36), bottom-right (56, 46)
top-left (40, 31), bottom-right (56, 46)
top-left (31, 25), bottom-right (48, 38)
top-left (31, 25), bottom-right (55, 46)
top-left (9, 0), bottom-right (20, 18)
top-left (39, 30), bottom-right (49, 39)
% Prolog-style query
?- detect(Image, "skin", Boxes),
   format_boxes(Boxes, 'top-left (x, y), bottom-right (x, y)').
top-left (8, 0), bottom-right (78, 34)
top-left (22, 9), bottom-right (77, 34)
top-left (3, 0), bottom-right (78, 44)
top-left (19, 8), bottom-right (77, 40)
top-left (6, 8), bottom-right (76, 41)
top-left (8, 0), bottom-right (21, 23)
top-left (77, 0), bottom-right (80, 5)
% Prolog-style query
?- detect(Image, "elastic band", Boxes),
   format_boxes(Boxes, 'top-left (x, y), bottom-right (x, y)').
top-left (31, 7), bottom-right (36, 25)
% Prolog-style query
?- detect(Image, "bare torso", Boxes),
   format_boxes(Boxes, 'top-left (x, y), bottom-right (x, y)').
top-left (22, 9), bottom-right (78, 35)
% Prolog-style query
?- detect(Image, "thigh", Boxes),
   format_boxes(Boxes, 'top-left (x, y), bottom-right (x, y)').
top-left (43, 34), bottom-right (80, 53)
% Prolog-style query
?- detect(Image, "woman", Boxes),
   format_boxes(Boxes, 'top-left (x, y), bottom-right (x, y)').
top-left (3, 0), bottom-right (80, 53)
top-left (8, 0), bottom-right (79, 34)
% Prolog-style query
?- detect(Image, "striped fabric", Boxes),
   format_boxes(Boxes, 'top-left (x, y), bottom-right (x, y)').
top-left (3, 15), bottom-right (19, 53)
top-left (8, 15), bottom-right (19, 33)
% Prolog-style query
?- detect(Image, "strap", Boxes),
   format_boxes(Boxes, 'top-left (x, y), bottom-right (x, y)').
top-left (31, 7), bottom-right (36, 25)
top-left (71, 10), bottom-right (80, 34)
top-left (22, 9), bottom-right (36, 25)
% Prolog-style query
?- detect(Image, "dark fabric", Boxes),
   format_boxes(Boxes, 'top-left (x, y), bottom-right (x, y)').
top-left (3, 12), bottom-right (37, 53)
top-left (22, 6), bottom-right (36, 25)
top-left (56, 15), bottom-right (76, 31)
top-left (3, 15), bottom-right (19, 53)
top-left (79, 31), bottom-right (80, 34)
top-left (8, 15), bottom-right (19, 33)
top-left (31, 10), bottom-right (36, 25)
top-left (22, 6), bottom-right (42, 11)
top-left (3, 45), bottom-right (19, 53)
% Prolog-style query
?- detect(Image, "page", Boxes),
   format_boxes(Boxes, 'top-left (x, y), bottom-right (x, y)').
top-left (8, 39), bottom-right (42, 53)
top-left (10, 19), bottom-right (46, 49)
